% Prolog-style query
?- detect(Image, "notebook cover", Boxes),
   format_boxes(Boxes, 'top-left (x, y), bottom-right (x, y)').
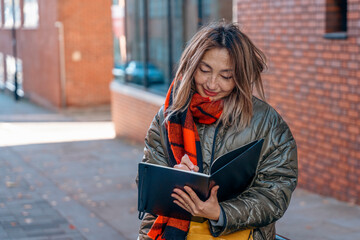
top-left (210, 139), bottom-right (264, 202)
top-left (138, 139), bottom-right (264, 220)
top-left (138, 163), bottom-right (210, 220)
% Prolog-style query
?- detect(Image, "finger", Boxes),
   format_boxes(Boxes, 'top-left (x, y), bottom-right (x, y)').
top-left (173, 200), bottom-right (192, 213)
top-left (173, 188), bottom-right (196, 211)
top-left (171, 192), bottom-right (188, 207)
top-left (193, 165), bottom-right (200, 172)
top-left (172, 192), bottom-right (195, 215)
top-left (174, 163), bottom-right (191, 171)
top-left (210, 185), bottom-right (220, 200)
top-left (181, 154), bottom-right (196, 171)
top-left (183, 186), bottom-right (202, 205)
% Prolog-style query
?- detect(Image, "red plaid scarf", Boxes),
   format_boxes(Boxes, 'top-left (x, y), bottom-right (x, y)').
top-left (148, 81), bottom-right (223, 240)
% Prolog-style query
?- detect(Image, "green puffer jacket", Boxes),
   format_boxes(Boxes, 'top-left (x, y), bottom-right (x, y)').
top-left (138, 97), bottom-right (298, 240)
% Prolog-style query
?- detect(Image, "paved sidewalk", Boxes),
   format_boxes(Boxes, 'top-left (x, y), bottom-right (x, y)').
top-left (1, 92), bottom-right (360, 240)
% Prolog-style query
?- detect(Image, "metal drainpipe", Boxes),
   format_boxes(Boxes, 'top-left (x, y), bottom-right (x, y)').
top-left (12, 0), bottom-right (19, 101)
top-left (143, 0), bottom-right (149, 88)
top-left (167, 0), bottom-right (173, 83)
top-left (55, 21), bottom-right (66, 108)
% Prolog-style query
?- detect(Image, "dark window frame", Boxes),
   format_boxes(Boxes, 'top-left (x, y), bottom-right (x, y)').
top-left (324, 0), bottom-right (347, 40)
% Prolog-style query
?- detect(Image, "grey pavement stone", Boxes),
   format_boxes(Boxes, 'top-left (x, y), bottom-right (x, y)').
top-left (1, 220), bottom-right (20, 228)
top-left (1, 146), bottom-right (127, 240)
top-left (5, 227), bottom-right (27, 238)
top-left (0, 215), bottom-right (16, 222)
top-left (277, 188), bottom-right (360, 240)
top-left (0, 149), bottom-right (86, 240)
top-left (0, 225), bottom-right (9, 238)
top-left (27, 228), bottom-right (66, 237)
top-left (16, 237), bottom-right (50, 240)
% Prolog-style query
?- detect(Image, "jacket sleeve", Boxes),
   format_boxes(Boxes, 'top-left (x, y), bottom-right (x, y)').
top-left (137, 107), bottom-right (169, 239)
top-left (210, 110), bottom-right (298, 236)
top-left (142, 106), bottom-right (169, 166)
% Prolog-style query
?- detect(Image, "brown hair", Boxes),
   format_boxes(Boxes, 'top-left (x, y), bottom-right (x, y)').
top-left (167, 22), bottom-right (267, 131)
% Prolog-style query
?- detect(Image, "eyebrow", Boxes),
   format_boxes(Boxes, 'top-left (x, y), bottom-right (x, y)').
top-left (200, 61), bottom-right (233, 73)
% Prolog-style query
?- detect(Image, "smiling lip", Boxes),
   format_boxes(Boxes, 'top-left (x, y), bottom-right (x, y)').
top-left (203, 89), bottom-right (218, 97)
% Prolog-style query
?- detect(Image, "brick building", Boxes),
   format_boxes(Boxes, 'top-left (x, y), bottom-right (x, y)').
top-left (111, 0), bottom-right (360, 204)
top-left (0, 0), bottom-right (113, 108)
top-left (236, 0), bottom-right (360, 204)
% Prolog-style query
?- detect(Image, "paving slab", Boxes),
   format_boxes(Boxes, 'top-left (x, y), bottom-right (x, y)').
top-left (277, 188), bottom-right (360, 240)
top-left (0, 154), bottom-right (86, 240)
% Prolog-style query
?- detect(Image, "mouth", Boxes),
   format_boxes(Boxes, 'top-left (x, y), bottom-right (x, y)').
top-left (203, 89), bottom-right (218, 97)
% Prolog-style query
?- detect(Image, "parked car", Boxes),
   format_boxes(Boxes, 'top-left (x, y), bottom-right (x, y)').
top-left (112, 62), bottom-right (127, 81)
top-left (113, 61), bottom-right (164, 85)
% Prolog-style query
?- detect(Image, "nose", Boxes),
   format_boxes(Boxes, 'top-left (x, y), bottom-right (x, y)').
top-left (206, 75), bottom-right (218, 90)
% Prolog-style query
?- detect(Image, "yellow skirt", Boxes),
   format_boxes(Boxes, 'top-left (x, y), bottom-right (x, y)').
top-left (187, 220), bottom-right (253, 240)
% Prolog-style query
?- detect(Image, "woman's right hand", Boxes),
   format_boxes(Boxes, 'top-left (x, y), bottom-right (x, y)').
top-left (174, 154), bottom-right (199, 172)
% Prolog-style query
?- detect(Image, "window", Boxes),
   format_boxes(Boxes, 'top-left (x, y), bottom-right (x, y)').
top-left (4, 0), bottom-right (21, 28)
top-left (200, 0), bottom-right (233, 26)
top-left (324, 0), bottom-right (347, 39)
top-left (0, 53), bottom-right (4, 89)
top-left (147, 0), bottom-right (168, 91)
top-left (23, 0), bottom-right (39, 28)
top-left (114, 0), bottom-right (232, 94)
top-left (112, 0), bottom-right (126, 65)
top-left (6, 55), bottom-right (24, 97)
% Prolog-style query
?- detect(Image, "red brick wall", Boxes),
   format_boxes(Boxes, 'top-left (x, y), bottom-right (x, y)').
top-left (58, 0), bottom-right (113, 107)
top-left (0, 0), bottom-right (61, 108)
top-left (0, 0), bottom-right (113, 108)
top-left (111, 84), bottom-right (162, 143)
top-left (236, 0), bottom-right (360, 204)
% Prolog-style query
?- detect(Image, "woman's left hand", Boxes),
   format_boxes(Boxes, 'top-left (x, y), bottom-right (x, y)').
top-left (172, 185), bottom-right (221, 221)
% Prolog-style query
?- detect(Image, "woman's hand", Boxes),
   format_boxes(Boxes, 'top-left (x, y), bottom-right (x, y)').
top-left (172, 154), bottom-right (220, 220)
top-left (172, 185), bottom-right (221, 221)
top-left (173, 154), bottom-right (199, 172)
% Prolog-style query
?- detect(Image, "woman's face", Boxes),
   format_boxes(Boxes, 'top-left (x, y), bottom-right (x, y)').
top-left (194, 48), bottom-right (236, 101)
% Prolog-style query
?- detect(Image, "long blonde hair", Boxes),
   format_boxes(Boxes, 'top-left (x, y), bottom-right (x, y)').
top-left (167, 22), bottom-right (267, 131)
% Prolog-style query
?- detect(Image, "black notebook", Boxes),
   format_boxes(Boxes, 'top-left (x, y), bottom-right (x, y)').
top-left (138, 139), bottom-right (264, 221)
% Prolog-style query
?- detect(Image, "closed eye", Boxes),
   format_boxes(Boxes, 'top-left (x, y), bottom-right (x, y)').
top-left (220, 75), bottom-right (233, 80)
top-left (199, 67), bottom-right (210, 73)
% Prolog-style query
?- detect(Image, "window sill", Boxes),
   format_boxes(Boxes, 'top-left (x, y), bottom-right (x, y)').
top-left (110, 80), bottom-right (165, 106)
top-left (323, 32), bottom-right (348, 40)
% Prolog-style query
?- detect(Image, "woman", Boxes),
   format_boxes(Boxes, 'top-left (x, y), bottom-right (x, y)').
top-left (138, 22), bottom-right (298, 240)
